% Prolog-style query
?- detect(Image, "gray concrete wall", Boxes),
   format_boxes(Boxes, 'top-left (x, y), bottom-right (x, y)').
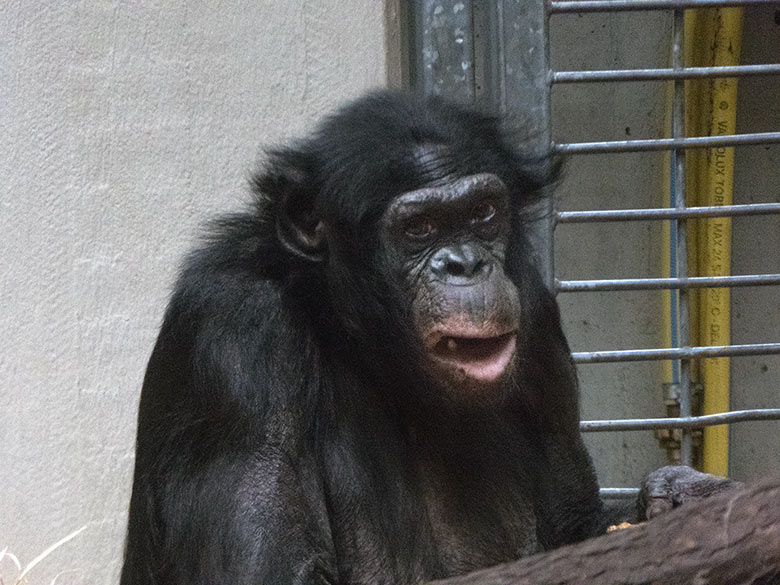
top-left (549, 7), bottom-right (780, 488)
top-left (728, 8), bottom-right (780, 481)
top-left (0, 3), bottom-right (389, 583)
top-left (551, 9), bottom-right (672, 487)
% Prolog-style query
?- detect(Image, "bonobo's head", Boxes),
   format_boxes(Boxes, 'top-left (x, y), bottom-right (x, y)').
top-left (380, 170), bottom-right (521, 396)
top-left (252, 90), bottom-right (557, 402)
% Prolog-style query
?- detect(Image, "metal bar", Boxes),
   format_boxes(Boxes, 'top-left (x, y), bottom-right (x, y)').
top-left (599, 487), bottom-right (640, 498)
top-left (556, 202), bottom-right (780, 223)
top-left (581, 409), bottom-right (780, 432)
top-left (597, 407), bottom-right (779, 496)
top-left (573, 343), bottom-right (780, 364)
top-left (555, 131), bottom-right (780, 154)
top-left (670, 6), bottom-right (693, 468)
top-left (553, 63), bottom-right (780, 83)
top-left (541, 4), bottom-right (555, 289)
top-left (557, 274), bottom-right (780, 292)
top-left (548, 0), bottom-right (777, 14)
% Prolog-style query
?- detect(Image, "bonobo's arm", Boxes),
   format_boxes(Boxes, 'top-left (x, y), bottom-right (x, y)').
top-left (122, 347), bottom-right (338, 585)
top-left (122, 438), bottom-right (336, 585)
top-left (121, 271), bottom-right (337, 585)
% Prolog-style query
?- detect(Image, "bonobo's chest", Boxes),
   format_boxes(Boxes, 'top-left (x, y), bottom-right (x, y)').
top-left (415, 455), bottom-right (540, 573)
top-left (322, 430), bottom-right (539, 583)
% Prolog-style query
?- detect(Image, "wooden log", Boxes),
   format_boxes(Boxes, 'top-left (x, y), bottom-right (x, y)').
top-left (429, 476), bottom-right (780, 585)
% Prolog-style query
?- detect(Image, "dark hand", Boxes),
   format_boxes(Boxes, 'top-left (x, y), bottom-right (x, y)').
top-left (638, 465), bottom-right (744, 520)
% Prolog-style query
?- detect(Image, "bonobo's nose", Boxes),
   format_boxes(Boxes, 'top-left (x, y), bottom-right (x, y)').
top-left (430, 244), bottom-right (492, 284)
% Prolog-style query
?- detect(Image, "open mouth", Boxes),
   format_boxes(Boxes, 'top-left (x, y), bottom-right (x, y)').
top-left (430, 331), bottom-right (517, 383)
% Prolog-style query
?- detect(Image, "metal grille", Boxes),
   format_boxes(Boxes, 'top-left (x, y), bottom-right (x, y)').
top-left (408, 0), bottom-right (780, 495)
top-left (548, 0), bottom-right (780, 496)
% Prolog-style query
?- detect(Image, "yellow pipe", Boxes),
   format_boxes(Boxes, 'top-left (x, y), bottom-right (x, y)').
top-left (699, 7), bottom-right (742, 477)
top-left (685, 11), bottom-right (713, 469)
top-left (683, 9), bottom-right (713, 385)
top-left (693, 10), bottom-right (717, 355)
top-left (663, 10), bottom-right (741, 475)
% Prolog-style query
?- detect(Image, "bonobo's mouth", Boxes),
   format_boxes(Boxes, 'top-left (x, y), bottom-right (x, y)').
top-left (427, 329), bottom-right (517, 383)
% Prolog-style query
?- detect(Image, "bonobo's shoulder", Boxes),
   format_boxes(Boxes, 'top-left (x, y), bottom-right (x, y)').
top-left (168, 211), bottom-right (282, 320)
top-left (189, 211), bottom-right (276, 276)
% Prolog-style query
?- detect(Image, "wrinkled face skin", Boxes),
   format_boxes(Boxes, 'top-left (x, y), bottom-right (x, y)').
top-left (381, 172), bottom-right (522, 399)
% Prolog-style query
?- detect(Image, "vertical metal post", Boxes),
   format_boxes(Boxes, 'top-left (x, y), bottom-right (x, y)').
top-left (408, 1), bottom-right (477, 100)
top-left (407, 0), bottom-right (554, 287)
top-left (671, 9), bottom-right (693, 466)
top-left (490, 1), bottom-right (554, 287)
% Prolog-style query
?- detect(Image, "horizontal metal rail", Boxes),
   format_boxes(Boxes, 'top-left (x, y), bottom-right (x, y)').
top-left (573, 342), bottom-right (780, 363)
top-left (594, 408), bottom-right (780, 498)
top-left (556, 202), bottom-right (780, 223)
top-left (553, 64), bottom-right (780, 84)
top-left (557, 274), bottom-right (780, 292)
top-left (550, 0), bottom-right (780, 496)
top-left (600, 487), bottom-right (640, 498)
top-left (581, 409), bottom-right (780, 432)
top-left (555, 131), bottom-right (780, 154)
top-left (548, 0), bottom-right (778, 14)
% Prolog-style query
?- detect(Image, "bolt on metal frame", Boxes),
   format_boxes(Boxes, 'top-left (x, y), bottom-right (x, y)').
top-left (408, 0), bottom-right (780, 495)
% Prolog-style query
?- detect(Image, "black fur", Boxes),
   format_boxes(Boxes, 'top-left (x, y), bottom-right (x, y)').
top-left (121, 90), bottom-right (605, 585)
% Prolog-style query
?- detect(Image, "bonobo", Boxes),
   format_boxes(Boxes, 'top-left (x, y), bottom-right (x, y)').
top-left (121, 90), bottom-right (735, 585)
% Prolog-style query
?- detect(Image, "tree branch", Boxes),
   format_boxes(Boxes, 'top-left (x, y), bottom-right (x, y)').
top-left (429, 476), bottom-right (780, 585)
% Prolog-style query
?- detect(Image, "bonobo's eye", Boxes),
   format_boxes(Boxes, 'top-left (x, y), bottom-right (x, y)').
top-left (404, 216), bottom-right (437, 240)
top-left (471, 201), bottom-right (496, 224)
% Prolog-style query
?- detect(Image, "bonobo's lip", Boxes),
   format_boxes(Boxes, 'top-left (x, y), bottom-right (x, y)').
top-left (425, 327), bottom-right (518, 384)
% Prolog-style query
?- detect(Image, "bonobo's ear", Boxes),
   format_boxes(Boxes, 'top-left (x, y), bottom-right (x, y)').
top-left (277, 190), bottom-right (326, 262)
top-left (254, 150), bottom-right (326, 262)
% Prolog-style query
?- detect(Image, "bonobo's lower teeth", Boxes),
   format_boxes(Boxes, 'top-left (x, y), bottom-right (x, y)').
top-left (430, 332), bottom-right (518, 383)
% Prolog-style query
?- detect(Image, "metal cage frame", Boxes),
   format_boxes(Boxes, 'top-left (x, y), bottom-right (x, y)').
top-left (409, 0), bottom-right (780, 496)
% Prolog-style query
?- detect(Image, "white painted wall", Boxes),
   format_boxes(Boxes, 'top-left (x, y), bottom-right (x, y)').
top-left (0, 3), bottom-right (389, 583)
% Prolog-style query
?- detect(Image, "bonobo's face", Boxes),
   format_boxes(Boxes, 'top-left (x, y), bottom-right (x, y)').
top-left (380, 172), bottom-right (521, 397)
